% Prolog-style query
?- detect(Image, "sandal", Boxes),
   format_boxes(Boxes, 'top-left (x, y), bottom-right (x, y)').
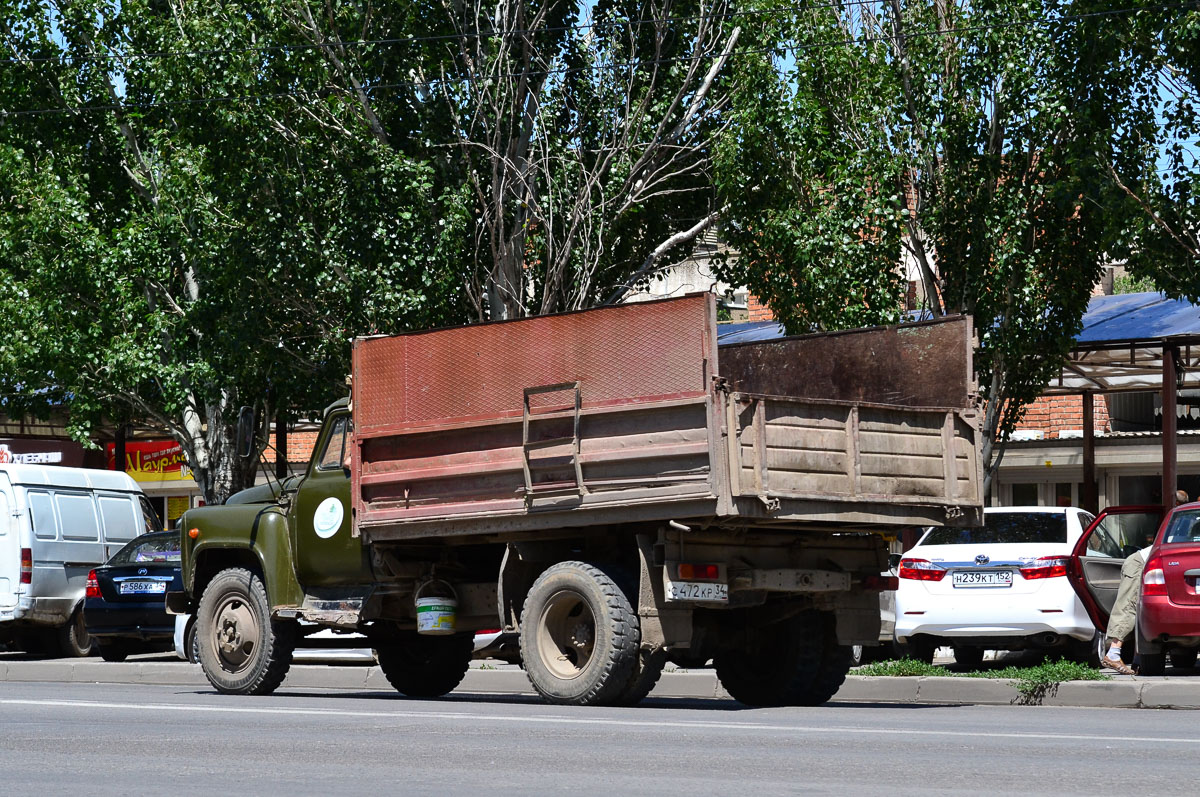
top-left (1099, 655), bottom-right (1135, 675)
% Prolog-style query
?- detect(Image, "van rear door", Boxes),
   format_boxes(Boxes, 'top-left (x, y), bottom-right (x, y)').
top-left (0, 472), bottom-right (19, 612)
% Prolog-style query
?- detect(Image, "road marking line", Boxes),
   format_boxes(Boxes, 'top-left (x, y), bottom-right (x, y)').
top-left (0, 697), bottom-right (1195, 744)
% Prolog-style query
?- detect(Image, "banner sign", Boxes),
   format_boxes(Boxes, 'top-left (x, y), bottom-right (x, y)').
top-left (105, 440), bottom-right (194, 483)
top-left (0, 439), bottom-right (85, 467)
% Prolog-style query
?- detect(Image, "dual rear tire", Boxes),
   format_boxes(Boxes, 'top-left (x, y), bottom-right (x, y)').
top-left (518, 561), bottom-right (848, 708)
top-left (714, 610), bottom-right (851, 707)
top-left (519, 561), bottom-right (643, 706)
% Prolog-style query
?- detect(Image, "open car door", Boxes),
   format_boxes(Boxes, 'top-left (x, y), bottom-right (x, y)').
top-left (1067, 505), bottom-right (1165, 634)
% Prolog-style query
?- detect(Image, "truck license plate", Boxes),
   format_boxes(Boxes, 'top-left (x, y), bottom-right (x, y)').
top-left (119, 581), bottom-right (167, 595)
top-left (666, 581), bottom-right (729, 603)
top-left (951, 570), bottom-right (1012, 588)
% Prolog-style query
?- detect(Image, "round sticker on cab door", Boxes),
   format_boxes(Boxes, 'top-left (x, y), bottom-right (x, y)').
top-left (313, 497), bottom-right (344, 539)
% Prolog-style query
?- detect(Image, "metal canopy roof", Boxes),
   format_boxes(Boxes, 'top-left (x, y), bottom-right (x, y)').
top-left (1048, 292), bottom-right (1200, 395)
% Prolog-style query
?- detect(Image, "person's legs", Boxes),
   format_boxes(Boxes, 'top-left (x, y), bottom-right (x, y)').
top-left (1101, 551), bottom-right (1145, 672)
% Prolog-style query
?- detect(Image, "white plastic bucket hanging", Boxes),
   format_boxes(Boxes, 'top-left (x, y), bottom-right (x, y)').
top-left (415, 579), bottom-right (458, 635)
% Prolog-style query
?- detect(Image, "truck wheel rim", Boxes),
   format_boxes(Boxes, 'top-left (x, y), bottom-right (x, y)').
top-left (536, 589), bottom-right (595, 680)
top-left (213, 594), bottom-right (258, 673)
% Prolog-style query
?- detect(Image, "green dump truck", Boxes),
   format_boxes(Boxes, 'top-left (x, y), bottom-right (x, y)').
top-left (170, 294), bottom-right (984, 706)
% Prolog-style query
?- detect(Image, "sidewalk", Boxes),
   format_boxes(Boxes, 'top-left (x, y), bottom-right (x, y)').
top-left (2, 657), bottom-right (1198, 708)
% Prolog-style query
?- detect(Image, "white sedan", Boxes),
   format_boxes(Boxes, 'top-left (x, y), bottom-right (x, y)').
top-left (894, 506), bottom-right (1099, 667)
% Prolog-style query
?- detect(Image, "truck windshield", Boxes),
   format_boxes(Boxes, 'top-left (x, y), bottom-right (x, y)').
top-left (317, 415), bottom-right (351, 470)
top-left (921, 512), bottom-right (1067, 545)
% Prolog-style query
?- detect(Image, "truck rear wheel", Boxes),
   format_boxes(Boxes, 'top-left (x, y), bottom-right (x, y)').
top-left (715, 610), bottom-right (838, 707)
top-left (520, 561), bottom-right (638, 706)
top-left (196, 568), bottom-right (296, 695)
top-left (615, 647), bottom-right (667, 706)
top-left (787, 616), bottom-right (853, 706)
top-left (375, 632), bottom-right (473, 697)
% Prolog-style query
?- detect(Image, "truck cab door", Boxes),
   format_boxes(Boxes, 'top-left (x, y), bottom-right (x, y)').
top-left (290, 411), bottom-right (370, 587)
top-left (1067, 505), bottom-right (1164, 633)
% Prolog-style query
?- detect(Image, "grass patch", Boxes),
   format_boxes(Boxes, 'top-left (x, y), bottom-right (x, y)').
top-left (971, 659), bottom-right (1109, 704)
top-left (856, 658), bottom-right (944, 677)
top-left (854, 657), bottom-right (1109, 705)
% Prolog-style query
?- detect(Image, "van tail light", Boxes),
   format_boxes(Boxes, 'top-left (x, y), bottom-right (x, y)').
top-left (898, 558), bottom-right (946, 581)
top-left (1142, 556), bottom-right (1167, 597)
top-left (20, 548), bottom-right (32, 584)
top-left (85, 570), bottom-right (101, 598)
top-left (1019, 556), bottom-right (1069, 580)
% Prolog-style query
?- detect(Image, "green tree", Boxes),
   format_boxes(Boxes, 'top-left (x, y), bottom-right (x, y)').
top-left (0, 0), bottom-right (746, 501)
top-left (715, 0), bottom-right (1177, 489)
top-left (1098, 1), bottom-right (1200, 299)
top-left (0, 0), bottom-right (466, 502)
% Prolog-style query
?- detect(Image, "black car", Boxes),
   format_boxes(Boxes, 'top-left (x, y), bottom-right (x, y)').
top-left (84, 531), bottom-right (182, 662)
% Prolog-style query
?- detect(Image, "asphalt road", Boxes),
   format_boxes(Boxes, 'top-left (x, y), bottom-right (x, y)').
top-left (3, 680), bottom-right (1198, 796)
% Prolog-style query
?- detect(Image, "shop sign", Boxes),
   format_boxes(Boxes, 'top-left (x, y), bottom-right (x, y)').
top-left (106, 440), bottom-right (194, 483)
top-left (0, 439), bottom-right (85, 467)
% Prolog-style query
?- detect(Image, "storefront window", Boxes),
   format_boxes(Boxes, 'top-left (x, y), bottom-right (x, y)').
top-left (1011, 483), bottom-right (1039, 506)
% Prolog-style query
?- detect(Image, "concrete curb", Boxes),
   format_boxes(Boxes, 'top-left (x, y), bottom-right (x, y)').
top-left (1, 660), bottom-right (1195, 708)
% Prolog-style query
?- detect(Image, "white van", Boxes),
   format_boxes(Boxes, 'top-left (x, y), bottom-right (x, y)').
top-left (0, 464), bottom-right (162, 656)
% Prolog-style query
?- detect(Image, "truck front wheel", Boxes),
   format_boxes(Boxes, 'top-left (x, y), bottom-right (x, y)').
top-left (196, 568), bottom-right (296, 695)
top-left (520, 561), bottom-right (638, 706)
top-left (375, 631), bottom-right (474, 697)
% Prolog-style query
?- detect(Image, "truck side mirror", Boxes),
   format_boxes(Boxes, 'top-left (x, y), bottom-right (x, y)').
top-left (236, 406), bottom-right (256, 459)
top-left (888, 553), bottom-right (903, 572)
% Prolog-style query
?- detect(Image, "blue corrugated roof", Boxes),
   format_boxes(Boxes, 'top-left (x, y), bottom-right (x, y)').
top-left (1075, 292), bottom-right (1200, 344)
top-left (715, 320), bottom-right (786, 344)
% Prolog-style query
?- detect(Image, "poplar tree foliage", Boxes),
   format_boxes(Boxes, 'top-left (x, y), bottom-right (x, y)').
top-left (1099, 0), bottom-right (1200, 293)
top-left (714, 0), bottom-right (1198, 488)
top-left (421, 0), bottom-right (739, 319)
top-left (0, 0), bottom-right (740, 502)
top-left (0, 0), bottom-right (467, 503)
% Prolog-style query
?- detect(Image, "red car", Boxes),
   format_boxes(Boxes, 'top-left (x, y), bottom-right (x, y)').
top-left (1136, 502), bottom-right (1200, 674)
top-left (1068, 502), bottom-right (1200, 675)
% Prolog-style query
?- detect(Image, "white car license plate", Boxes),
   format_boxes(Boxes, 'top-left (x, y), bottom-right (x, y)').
top-left (951, 570), bottom-right (1013, 588)
top-left (119, 581), bottom-right (167, 595)
top-left (666, 581), bottom-right (729, 603)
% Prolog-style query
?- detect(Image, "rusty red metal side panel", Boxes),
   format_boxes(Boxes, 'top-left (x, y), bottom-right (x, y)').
top-left (350, 295), bottom-right (718, 534)
top-left (718, 315), bottom-right (977, 409)
top-left (353, 294), bottom-right (715, 434)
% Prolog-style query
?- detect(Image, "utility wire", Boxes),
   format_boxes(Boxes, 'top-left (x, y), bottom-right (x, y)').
top-left (1, 0), bottom-right (1194, 118)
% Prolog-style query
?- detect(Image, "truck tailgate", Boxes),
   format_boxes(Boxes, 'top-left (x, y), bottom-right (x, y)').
top-left (351, 296), bottom-right (722, 537)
